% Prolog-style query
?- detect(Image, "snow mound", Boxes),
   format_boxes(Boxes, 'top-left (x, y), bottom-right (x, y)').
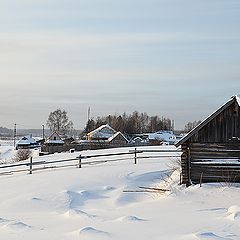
top-left (0, 148), bottom-right (15, 163)
top-left (126, 170), bottom-right (169, 183)
top-left (116, 170), bottom-right (170, 206)
top-left (0, 217), bottom-right (31, 231)
top-left (64, 209), bottom-right (97, 219)
top-left (48, 190), bottom-right (108, 212)
top-left (7, 222), bottom-right (32, 231)
top-left (118, 215), bottom-right (147, 222)
top-left (195, 232), bottom-right (232, 240)
top-left (226, 205), bottom-right (240, 220)
top-left (79, 227), bottom-right (111, 240)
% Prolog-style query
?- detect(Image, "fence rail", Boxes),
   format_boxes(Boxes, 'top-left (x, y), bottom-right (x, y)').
top-left (0, 148), bottom-right (182, 176)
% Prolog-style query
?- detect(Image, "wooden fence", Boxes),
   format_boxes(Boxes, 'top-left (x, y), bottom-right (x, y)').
top-left (0, 148), bottom-right (182, 176)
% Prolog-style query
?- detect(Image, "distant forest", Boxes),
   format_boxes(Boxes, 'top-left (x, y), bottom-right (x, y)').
top-left (85, 111), bottom-right (174, 134)
top-left (0, 126), bottom-right (13, 136)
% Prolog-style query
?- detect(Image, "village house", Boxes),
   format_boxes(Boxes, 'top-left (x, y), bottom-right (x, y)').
top-left (85, 124), bottom-right (129, 146)
top-left (87, 124), bottom-right (116, 141)
top-left (16, 135), bottom-right (41, 150)
top-left (176, 95), bottom-right (240, 186)
top-left (45, 131), bottom-right (64, 145)
top-left (108, 132), bottom-right (129, 145)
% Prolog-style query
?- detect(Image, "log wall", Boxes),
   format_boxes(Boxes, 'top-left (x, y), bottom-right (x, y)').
top-left (181, 142), bottom-right (240, 185)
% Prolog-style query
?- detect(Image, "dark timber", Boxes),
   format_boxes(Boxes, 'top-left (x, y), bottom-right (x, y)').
top-left (176, 96), bottom-right (240, 186)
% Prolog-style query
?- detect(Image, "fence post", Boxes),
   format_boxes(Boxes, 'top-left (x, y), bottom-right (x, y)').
top-left (200, 172), bottom-right (203, 187)
top-left (134, 148), bottom-right (137, 164)
top-left (78, 155), bottom-right (82, 168)
top-left (29, 157), bottom-right (33, 174)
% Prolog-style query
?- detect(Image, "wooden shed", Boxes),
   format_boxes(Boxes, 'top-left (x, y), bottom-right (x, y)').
top-left (176, 95), bottom-right (240, 186)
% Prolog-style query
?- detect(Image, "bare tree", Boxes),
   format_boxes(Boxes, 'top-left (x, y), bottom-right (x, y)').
top-left (184, 120), bottom-right (201, 133)
top-left (46, 109), bottom-right (74, 136)
top-left (15, 149), bottom-right (32, 161)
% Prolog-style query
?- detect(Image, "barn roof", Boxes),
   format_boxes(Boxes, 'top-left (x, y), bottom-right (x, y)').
top-left (175, 95), bottom-right (240, 147)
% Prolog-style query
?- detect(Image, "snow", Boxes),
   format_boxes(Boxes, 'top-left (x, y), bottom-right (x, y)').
top-left (0, 144), bottom-right (240, 239)
top-left (0, 143), bottom-right (15, 164)
top-left (17, 135), bottom-right (37, 146)
top-left (236, 95), bottom-right (240, 107)
top-left (148, 131), bottom-right (176, 144)
top-left (87, 124), bottom-right (116, 140)
top-left (108, 131), bottom-right (128, 143)
top-left (45, 139), bottom-right (64, 144)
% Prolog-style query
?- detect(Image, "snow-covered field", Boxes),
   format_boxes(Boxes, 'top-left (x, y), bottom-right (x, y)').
top-left (0, 140), bottom-right (15, 164)
top-left (0, 144), bottom-right (240, 240)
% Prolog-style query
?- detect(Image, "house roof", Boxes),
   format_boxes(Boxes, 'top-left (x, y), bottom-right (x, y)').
top-left (148, 131), bottom-right (176, 142)
top-left (17, 135), bottom-right (37, 146)
top-left (45, 130), bottom-right (64, 144)
top-left (108, 132), bottom-right (129, 143)
top-left (87, 124), bottom-right (116, 137)
top-left (45, 140), bottom-right (64, 144)
top-left (175, 95), bottom-right (240, 147)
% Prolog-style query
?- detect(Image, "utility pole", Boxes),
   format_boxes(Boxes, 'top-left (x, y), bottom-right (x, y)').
top-left (87, 106), bottom-right (91, 122)
top-left (13, 123), bottom-right (17, 148)
top-left (42, 124), bottom-right (45, 140)
top-left (172, 119), bottom-right (175, 133)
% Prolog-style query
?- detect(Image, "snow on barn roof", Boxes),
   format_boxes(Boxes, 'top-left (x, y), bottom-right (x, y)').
top-left (236, 95), bottom-right (240, 106)
top-left (176, 95), bottom-right (240, 147)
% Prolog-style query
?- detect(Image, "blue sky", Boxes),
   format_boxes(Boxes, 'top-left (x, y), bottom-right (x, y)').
top-left (0, 0), bottom-right (240, 130)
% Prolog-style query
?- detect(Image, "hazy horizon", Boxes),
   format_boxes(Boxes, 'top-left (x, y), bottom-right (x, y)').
top-left (1, 0), bottom-right (240, 130)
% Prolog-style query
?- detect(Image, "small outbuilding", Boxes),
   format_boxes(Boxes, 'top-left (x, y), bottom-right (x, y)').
top-left (176, 95), bottom-right (240, 186)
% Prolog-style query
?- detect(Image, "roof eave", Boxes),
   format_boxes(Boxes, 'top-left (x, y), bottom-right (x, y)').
top-left (175, 96), bottom-right (236, 147)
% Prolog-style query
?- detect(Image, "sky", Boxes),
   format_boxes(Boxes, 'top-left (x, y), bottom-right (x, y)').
top-left (0, 0), bottom-right (240, 130)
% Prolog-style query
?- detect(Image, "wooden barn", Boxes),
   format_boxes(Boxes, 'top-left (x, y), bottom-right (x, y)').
top-left (176, 95), bottom-right (240, 186)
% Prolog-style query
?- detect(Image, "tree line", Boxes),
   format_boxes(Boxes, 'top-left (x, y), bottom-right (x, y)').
top-left (85, 111), bottom-right (174, 134)
top-left (45, 109), bottom-right (202, 137)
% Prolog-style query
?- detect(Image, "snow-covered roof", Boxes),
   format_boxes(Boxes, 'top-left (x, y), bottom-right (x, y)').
top-left (131, 136), bottom-right (145, 143)
top-left (45, 131), bottom-right (64, 144)
top-left (108, 132), bottom-right (129, 143)
top-left (236, 95), bottom-right (240, 106)
top-left (45, 139), bottom-right (64, 144)
top-left (17, 135), bottom-right (37, 146)
top-left (176, 95), bottom-right (240, 147)
top-left (87, 124), bottom-right (116, 139)
top-left (148, 131), bottom-right (176, 142)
